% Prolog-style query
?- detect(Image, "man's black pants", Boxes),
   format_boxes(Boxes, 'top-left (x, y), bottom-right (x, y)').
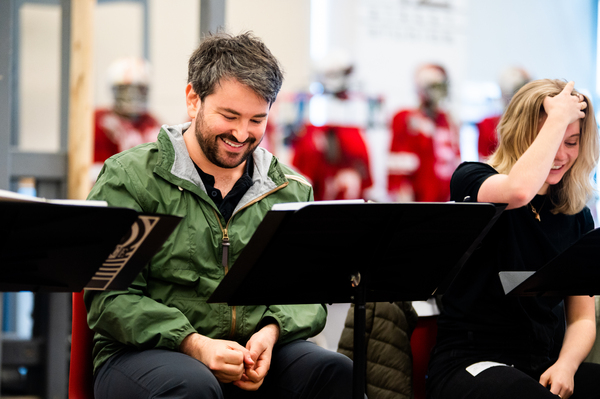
top-left (94, 339), bottom-right (354, 399)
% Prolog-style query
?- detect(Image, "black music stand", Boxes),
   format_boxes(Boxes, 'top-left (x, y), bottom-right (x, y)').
top-left (0, 200), bottom-right (181, 292)
top-left (500, 227), bottom-right (600, 297)
top-left (208, 201), bottom-right (503, 398)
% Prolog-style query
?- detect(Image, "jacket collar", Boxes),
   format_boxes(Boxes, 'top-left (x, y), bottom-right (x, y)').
top-left (155, 123), bottom-right (286, 208)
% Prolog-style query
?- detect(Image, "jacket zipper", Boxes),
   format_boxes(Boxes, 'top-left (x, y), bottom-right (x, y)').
top-left (221, 228), bottom-right (230, 275)
top-left (211, 181), bottom-right (289, 339)
top-left (212, 211), bottom-right (236, 339)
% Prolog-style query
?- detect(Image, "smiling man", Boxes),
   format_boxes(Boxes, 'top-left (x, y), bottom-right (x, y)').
top-left (85, 32), bottom-right (353, 399)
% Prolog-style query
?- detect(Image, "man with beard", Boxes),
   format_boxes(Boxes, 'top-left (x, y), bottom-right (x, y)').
top-left (85, 32), bottom-right (353, 399)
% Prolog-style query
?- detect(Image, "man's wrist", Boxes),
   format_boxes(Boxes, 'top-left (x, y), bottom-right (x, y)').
top-left (260, 322), bottom-right (280, 345)
top-left (180, 332), bottom-right (209, 357)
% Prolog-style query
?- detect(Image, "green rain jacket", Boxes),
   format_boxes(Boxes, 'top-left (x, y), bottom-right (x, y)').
top-left (85, 122), bottom-right (327, 375)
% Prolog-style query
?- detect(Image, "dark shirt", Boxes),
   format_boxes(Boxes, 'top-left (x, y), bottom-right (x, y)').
top-left (193, 157), bottom-right (254, 221)
top-left (436, 161), bottom-right (593, 356)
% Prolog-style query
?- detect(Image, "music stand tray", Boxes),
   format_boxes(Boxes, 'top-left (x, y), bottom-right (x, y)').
top-left (0, 200), bottom-right (181, 292)
top-left (500, 227), bottom-right (600, 297)
top-left (208, 201), bottom-right (503, 398)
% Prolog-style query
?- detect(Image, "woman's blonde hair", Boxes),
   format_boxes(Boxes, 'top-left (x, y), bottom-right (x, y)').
top-left (488, 79), bottom-right (599, 215)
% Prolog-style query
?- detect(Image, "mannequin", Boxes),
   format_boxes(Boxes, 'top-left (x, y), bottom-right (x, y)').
top-left (478, 67), bottom-right (531, 160)
top-left (92, 57), bottom-right (161, 182)
top-left (292, 50), bottom-right (373, 201)
top-left (387, 64), bottom-right (460, 202)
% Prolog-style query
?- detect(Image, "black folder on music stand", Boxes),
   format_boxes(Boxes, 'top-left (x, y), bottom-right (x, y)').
top-left (500, 227), bottom-right (600, 297)
top-left (208, 201), bottom-right (503, 398)
top-left (0, 201), bottom-right (181, 292)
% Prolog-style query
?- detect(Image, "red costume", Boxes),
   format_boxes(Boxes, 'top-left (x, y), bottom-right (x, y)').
top-left (477, 115), bottom-right (500, 160)
top-left (292, 124), bottom-right (372, 201)
top-left (93, 109), bottom-right (160, 164)
top-left (387, 109), bottom-right (460, 202)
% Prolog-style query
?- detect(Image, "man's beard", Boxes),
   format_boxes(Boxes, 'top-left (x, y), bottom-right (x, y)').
top-left (194, 113), bottom-right (262, 169)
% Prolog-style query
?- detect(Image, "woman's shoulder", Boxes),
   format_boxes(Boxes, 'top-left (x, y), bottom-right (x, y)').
top-left (450, 162), bottom-right (498, 202)
top-left (451, 161), bottom-right (498, 187)
top-left (454, 161), bottom-right (497, 175)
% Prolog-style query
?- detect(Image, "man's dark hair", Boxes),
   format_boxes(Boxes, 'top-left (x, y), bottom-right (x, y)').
top-left (188, 31), bottom-right (284, 105)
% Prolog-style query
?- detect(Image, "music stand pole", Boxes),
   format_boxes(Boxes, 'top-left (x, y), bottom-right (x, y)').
top-left (352, 272), bottom-right (366, 399)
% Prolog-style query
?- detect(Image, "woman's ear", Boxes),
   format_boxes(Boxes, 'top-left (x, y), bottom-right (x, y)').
top-left (186, 83), bottom-right (200, 119)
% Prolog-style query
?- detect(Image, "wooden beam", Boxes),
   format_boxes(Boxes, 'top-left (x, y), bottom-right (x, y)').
top-left (67, 0), bottom-right (95, 200)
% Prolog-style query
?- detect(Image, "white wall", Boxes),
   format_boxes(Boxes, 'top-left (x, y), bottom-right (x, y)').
top-left (465, 0), bottom-right (596, 91)
top-left (94, 0), bottom-right (200, 125)
top-left (226, 0), bottom-right (311, 95)
top-left (94, 2), bottom-right (144, 109)
top-left (148, 0), bottom-right (200, 124)
top-left (18, 4), bottom-right (62, 153)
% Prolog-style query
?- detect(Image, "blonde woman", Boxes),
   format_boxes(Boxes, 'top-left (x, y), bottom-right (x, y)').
top-left (427, 80), bottom-right (600, 399)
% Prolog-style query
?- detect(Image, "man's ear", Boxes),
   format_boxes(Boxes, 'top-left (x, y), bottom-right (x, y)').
top-left (186, 83), bottom-right (200, 119)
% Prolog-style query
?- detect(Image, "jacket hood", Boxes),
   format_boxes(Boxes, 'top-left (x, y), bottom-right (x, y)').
top-left (158, 123), bottom-right (282, 211)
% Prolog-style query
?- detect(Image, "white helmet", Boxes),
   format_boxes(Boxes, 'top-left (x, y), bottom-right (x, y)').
top-left (313, 49), bottom-right (354, 95)
top-left (499, 66), bottom-right (530, 103)
top-left (415, 64), bottom-right (448, 107)
top-left (106, 56), bottom-right (152, 87)
top-left (106, 57), bottom-right (152, 118)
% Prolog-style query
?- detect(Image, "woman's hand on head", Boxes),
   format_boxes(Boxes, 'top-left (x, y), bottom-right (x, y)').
top-left (543, 81), bottom-right (586, 125)
top-left (477, 81), bottom-right (586, 209)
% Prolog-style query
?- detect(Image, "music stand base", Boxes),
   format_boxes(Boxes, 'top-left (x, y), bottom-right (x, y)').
top-left (352, 282), bottom-right (366, 399)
